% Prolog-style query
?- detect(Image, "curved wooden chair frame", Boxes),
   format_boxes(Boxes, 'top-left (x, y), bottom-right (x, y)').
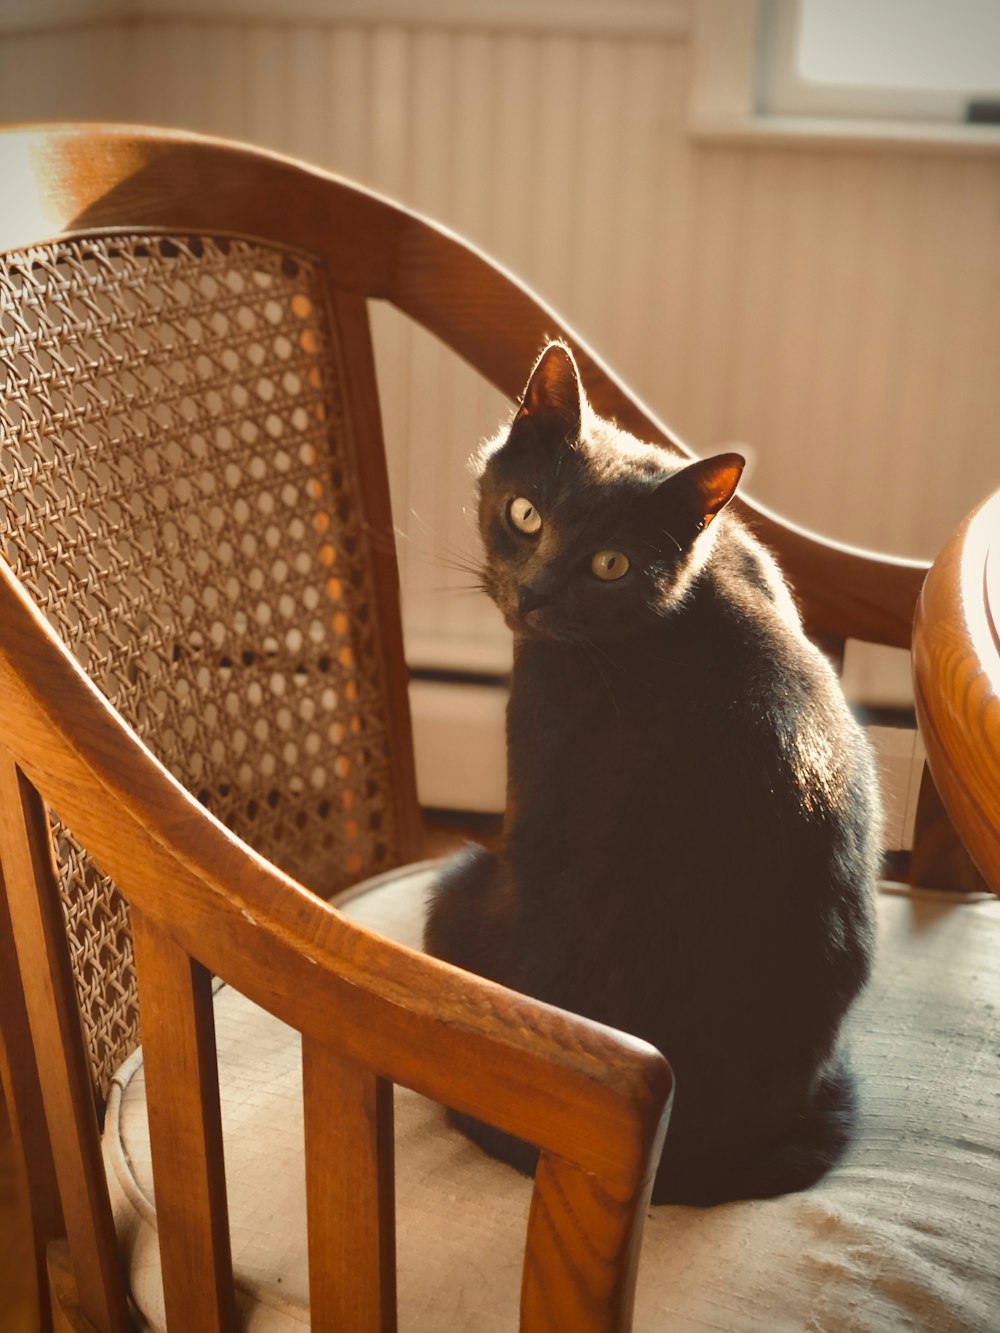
top-left (1, 124), bottom-right (926, 646)
top-left (0, 123), bottom-right (944, 1333)
top-left (913, 487), bottom-right (1000, 894)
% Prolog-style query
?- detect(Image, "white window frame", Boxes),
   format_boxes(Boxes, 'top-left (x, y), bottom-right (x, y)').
top-left (760, 0), bottom-right (999, 124)
top-left (690, 0), bottom-right (1000, 153)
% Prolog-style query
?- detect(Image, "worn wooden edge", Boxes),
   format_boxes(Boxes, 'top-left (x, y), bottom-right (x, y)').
top-left (0, 856), bottom-right (64, 1333)
top-left (0, 122), bottom-right (403, 291)
top-left (324, 286), bottom-right (423, 866)
top-left (522, 1108), bottom-right (670, 1333)
top-left (0, 121), bottom-right (926, 646)
top-left (0, 560), bottom-right (672, 1186)
top-left (913, 488), bottom-right (1000, 894)
top-left (303, 1042), bottom-right (397, 1333)
top-left (130, 909), bottom-right (237, 1332)
top-left (0, 757), bottom-right (131, 1333)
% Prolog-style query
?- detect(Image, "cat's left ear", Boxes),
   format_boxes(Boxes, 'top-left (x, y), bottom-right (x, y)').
top-left (673, 452), bottom-right (745, 530)
top-left (514, 342), bottom-right (583, 429)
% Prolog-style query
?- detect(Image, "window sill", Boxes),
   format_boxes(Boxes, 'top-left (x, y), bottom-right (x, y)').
top-left (690, 113), bottom-right (1000, 156)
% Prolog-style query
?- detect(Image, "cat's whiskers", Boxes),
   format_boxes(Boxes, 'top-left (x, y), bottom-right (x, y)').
top-left (659, 527), bottom-right (683, 556)
top-left (433, 577), bottom-right (489, 596)
top-left (391, 507), bottom-right (485, 579)
top-left (408, 529), bottom-right (488, 587)
top-left (434, 552), bottom-right (487, 581)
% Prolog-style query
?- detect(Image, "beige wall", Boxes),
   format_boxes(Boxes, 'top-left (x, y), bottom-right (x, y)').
top-left (2, 2), bottom-right (998, 673)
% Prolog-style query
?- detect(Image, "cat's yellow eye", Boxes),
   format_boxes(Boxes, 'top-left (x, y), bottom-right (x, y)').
top-left (591, 550), bottom-right (630, 581)
top-left (508, 496), bottom-right (542, 534)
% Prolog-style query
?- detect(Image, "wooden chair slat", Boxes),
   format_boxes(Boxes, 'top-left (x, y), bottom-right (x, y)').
top-left (303, 1039), bottom-right (396, 1332)
top-left (0, 755), bottom-right (131, 1333)
top-left (325, 285), bottom-right (424, 866)
top-left (0, 853), bottom-right (64, 1330)
top-left (910, 765), bottom-right (991, 893)
top-left (130, 907), bottom-right (237, 1333)
top-left (521, 1146), bottom-right (664, 1333)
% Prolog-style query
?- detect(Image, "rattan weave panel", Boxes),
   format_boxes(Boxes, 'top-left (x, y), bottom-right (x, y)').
top-left (0, 233), bottom-right (399, 1098)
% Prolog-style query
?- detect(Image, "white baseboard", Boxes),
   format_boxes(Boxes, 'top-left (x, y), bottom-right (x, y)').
top-left (409, 677), bottom-right (924, 855)
top-left (409, 679), bottom-right (507, 814)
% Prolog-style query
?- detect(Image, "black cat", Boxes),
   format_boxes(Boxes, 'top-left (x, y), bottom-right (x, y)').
top-left (425, 343), bottom-right (879, 1206)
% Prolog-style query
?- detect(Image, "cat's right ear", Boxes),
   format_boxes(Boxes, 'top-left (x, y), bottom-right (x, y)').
top-left (514, 343), bottom-right (583, 430)
top-left (683, 453), bottom-right (745, 528)
top-left (654, 452), bottom-right (745, 534)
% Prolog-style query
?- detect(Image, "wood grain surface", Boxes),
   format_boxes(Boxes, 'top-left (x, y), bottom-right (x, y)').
top-left (0, 1094), bottom-right (35, 1332)
top-left (913, 488), bottom-right (1000, 894)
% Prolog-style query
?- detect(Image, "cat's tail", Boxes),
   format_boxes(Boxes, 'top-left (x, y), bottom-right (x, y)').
top-left (652, 1056), bottom-right (858, 1207)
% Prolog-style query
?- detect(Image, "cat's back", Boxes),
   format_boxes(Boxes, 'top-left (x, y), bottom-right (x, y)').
top-left (701, 522), bottom-right (877, 791)
top-left (694, 522), bottom-right (860, 732)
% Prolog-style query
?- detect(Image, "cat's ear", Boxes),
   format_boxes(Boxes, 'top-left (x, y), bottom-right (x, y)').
top-left (514, 342), bottom-right (582, 428)
top-left (669, 452), bottom-right (745, 530)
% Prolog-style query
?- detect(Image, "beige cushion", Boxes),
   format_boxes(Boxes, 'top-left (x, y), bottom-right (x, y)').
top-left (104, 866), bottom-right (1000, 1331)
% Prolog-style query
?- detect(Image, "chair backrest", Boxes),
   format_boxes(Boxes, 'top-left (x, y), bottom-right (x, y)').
top-left (0, 125), bottom-right (675, 1333)
top-left (913, 487), bottom-right (1000, 895)
top-left (1, 224), bottom-right (421, 1104)
top-left (0, 123), bottom-right (965, 1332)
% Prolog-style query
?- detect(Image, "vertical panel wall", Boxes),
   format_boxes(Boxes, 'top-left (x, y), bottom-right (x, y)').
top-left (2, 4), bottom-right (998, 808)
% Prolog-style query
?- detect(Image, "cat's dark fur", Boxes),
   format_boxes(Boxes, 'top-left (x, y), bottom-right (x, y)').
top-left (424, 343), bottom-right (879, 1206)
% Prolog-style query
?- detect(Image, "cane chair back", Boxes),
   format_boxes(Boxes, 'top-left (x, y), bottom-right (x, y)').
top-left (1, 228), bottom-right (415, 1104)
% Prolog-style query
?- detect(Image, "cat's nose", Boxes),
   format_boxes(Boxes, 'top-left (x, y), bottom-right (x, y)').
top-left (518, 584), bottom-right (550, 617)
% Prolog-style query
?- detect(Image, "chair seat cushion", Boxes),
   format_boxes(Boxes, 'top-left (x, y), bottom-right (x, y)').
top-left (104, 865), bottom-right (1000, 1331)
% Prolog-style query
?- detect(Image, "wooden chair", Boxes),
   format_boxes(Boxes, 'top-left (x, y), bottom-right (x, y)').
top-left (913, 486), bottom-right (1000, 895)
top-left (1, 125), bottom-right (997, 1333)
